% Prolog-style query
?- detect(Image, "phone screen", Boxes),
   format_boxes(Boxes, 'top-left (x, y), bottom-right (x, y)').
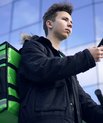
top-left (98, 38), bottom-right (103, 47)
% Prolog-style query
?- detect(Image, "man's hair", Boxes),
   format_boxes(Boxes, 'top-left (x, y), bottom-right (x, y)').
top-left (43, 2), bottom-right (73, 36)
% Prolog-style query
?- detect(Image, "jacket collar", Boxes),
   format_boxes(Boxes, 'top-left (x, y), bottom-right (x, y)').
top-left (32, 35), bottom-right (63, 56)
top-left (37, 36), bottom-right (53, 48)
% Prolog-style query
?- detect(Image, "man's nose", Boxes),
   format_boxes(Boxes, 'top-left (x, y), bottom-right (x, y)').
top-left (67, 22), bottom-right (72, 28)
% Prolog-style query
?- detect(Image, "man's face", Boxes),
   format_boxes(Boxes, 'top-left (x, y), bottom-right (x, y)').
top-left (51, 11), bottom-right (72, 40)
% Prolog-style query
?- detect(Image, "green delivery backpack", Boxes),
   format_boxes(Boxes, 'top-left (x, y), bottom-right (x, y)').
top-left (0, 41), bottom-right (21, 122)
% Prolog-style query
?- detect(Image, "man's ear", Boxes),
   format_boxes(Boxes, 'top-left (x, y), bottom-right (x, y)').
top-left (46, 20), bottom-right (53, 29)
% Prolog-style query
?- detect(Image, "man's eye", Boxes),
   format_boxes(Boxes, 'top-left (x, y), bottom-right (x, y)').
top-left (63, 18), bottom-right (68, 21)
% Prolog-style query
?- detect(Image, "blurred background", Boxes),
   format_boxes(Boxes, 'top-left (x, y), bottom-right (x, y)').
top-left (0, 0), bottom-right (103, 104)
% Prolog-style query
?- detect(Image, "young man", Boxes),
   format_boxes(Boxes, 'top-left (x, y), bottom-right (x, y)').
top-left (17, 2), bottom-right (103, 123)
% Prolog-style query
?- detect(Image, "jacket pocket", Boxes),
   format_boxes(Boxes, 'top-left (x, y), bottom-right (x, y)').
top-left (35, 84), bottom-right (67, 111)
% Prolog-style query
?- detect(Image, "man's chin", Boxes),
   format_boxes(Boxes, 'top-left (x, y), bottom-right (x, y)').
top-left (67, 32), bottom-right (72, 37)
top-left (63, 33), bottom-right (71, 39)
top-left (60, 35), bottom-right (68, 41)
top-left (59, 33), bottom-right (71, 41)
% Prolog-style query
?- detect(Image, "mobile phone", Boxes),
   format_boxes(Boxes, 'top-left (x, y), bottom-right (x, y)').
top-left (98, 38), bottom-right (103, 47)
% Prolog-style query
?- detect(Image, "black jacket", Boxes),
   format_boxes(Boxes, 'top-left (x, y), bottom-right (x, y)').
top-left (17, 36), bottom-right (103, 123)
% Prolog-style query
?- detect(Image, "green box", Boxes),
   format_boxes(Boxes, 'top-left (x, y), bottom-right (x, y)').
top-left (0, 41), bottom-right (21, 119)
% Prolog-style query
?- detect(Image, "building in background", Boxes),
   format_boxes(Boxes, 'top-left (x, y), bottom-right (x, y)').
top-left (0, 0), bottom-right (103, 104)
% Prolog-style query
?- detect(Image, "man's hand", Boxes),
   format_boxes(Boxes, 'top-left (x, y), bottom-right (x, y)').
top-left (88, 46), bottom-right (103, 62)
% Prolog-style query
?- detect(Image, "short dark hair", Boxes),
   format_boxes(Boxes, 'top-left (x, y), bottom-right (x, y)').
top-left (43, 2), bottom-right (73, 36)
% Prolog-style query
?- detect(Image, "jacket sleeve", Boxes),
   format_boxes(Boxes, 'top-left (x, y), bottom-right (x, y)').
top-left (19, 40), bottom-right (96, 84)
top-left (78, 84), bottom-right (103, 123)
